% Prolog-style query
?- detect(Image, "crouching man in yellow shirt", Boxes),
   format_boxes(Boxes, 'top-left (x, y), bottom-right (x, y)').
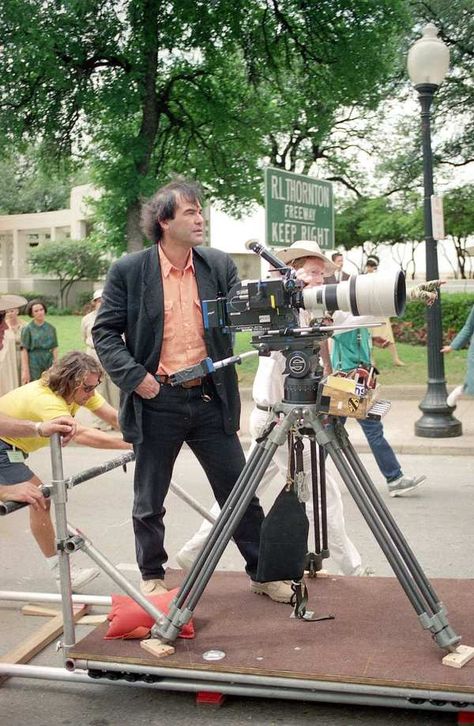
top-left (0, 350), bottom-right (132, 591)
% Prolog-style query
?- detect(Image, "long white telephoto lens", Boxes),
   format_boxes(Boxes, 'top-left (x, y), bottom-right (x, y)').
top-left (302, 270), bottom-right (406, 317)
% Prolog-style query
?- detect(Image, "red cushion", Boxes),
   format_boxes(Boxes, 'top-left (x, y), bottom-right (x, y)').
top-left (105, 587), bottom-right (195, 640)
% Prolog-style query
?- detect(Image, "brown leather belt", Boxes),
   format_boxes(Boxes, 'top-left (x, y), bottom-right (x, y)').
top-left (156, 374), bottom-right (204, 389)
top-left (256, 404), bottom-right (273, 412)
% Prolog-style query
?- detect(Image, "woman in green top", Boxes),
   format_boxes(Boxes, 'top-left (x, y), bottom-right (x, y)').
top-left (20, 299), bottom-right (58, 384)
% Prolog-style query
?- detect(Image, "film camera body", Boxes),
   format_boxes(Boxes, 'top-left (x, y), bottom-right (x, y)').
top-left (202, 275), bottom-right (302, 334)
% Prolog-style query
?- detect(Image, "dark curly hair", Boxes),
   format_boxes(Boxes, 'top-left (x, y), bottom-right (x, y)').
top-left (141, 178), bottom-right (203, 244)
top-left (27, 298), bottom-right (47, 316)
top-left (41, 351), bottom-right (102, 400)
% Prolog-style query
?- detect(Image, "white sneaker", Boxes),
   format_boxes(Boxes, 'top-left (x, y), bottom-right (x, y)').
top-left (447, 385), bottom-right (463, 408)
top-left (353, 566), bottom-right (376, 577)
top-left (388, 474), bottom-right (426, 498)
top-left (56, 565), bottom-right (100, 593)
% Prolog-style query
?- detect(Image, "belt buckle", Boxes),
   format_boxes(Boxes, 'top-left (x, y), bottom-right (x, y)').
top-left (181, 377), bottom-right (201, 389)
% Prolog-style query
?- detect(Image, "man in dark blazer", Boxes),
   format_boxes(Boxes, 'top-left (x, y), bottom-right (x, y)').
top-left (93, 179), bottom-right (291, 603)
top-left (324, 252), bottom-right (350, 284)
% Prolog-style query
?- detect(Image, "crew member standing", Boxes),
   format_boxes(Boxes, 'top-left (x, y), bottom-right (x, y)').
top-left (93, 178), bottom-right (292, 603)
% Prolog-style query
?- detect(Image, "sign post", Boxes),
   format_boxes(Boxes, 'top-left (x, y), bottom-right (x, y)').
top-left (264, 167), bottom-right (334, 249)
top-left (431, 195), bottom-right (445, 240)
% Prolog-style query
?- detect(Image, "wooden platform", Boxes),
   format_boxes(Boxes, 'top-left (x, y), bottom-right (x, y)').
top-left (69, 571), bottom-right (474, 695)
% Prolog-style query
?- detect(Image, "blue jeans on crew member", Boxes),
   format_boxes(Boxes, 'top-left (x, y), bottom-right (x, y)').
top-left (357, 418), bottom-right (401, 483)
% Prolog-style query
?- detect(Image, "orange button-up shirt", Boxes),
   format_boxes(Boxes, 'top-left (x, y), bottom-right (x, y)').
top-left (157, 244), bottom-right (208, 376)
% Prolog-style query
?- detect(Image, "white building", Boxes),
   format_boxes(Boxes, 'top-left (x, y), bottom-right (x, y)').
top-left (0, 184), bottom-right (99, 304)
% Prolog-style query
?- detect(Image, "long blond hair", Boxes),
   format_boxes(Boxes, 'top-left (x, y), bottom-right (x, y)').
top-left (42, 351), bottom-right (102, 399)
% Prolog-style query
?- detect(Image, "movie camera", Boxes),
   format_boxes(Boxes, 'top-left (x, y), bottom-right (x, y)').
top-left (201, 240), bottom-right (406, 337)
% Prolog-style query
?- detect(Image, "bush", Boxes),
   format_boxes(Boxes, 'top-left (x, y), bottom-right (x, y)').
top-left (392, 293), bottom-right (474, 346)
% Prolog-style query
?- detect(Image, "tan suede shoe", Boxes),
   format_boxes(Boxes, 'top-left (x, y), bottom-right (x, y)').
top-left (140, 578), bottom-right (168, 596)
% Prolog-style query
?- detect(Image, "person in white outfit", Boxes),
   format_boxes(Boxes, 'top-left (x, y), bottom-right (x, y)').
top-left (81, 290), bottom-right (120, 427)
top-left (177, 240), bottom-right (367, 577)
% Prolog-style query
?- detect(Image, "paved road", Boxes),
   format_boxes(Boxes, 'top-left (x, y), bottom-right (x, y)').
top-left (1, 434), bottom-right (473, 725)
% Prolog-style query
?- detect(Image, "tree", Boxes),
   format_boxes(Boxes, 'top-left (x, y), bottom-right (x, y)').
top-left (28, 239), bottom-right (109, 308)
top-left (0, 147), bottom-right (86, 214)
top-left (410, 0), bottom-right (474, 171)
top-left (335, 193), bottom-right (425, 277)
top-left (365, 1), bottom-right (474, 196)
top-left (443, 185), bottom-right (474, 279)
top-left (0, 1), bottom-right (410, 252)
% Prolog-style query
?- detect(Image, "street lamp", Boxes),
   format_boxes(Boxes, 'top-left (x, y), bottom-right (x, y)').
top-left (407, 23), bottom-right (462, 438)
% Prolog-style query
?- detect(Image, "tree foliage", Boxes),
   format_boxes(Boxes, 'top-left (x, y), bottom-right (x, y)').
top-left (0, 147), bottom-right (85, 214)
top-left (28, 239), bottom-right (109, 308)
top-left (443, 185), bottom-right (474, 279)
top-left (368, 1), bottom-right (474, 196)
top-left (0, 0), bottom-right (410, 252)
top-left (410, 0), bottom-right (474, 169)
top-left (335, 193), bottom-right (425, 276)
top-left (336, 182), bottom-right (474, 280)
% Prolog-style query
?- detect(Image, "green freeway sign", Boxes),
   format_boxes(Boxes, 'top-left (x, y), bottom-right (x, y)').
top-left (264, 167), bottom-right (334, 249)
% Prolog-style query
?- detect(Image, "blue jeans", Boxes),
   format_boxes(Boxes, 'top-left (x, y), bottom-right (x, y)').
top-left (357, 418), bottom-right (401, 483)
top-left (133, 383), bottom-right (263, 580)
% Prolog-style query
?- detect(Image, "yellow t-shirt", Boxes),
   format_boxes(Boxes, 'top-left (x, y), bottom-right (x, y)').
top-left (0, 380), bottom-right (105, 453)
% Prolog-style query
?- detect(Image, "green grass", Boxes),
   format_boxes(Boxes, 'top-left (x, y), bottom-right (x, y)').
top-left (370, 343), bottom-right (467, 388)
top-left (19, 314), bottom-right (83, 358)
top-left (37, 316), bottom-right (468, 389)
top-left (50, 315), bottom-right (83, 356)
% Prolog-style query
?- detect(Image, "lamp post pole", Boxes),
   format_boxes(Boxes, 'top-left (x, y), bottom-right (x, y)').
top-left (408, 24), bottom-right (462, 438)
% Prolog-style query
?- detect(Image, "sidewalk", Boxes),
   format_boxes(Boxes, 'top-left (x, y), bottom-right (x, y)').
top-left (238, 386), bottom-right (474, 456)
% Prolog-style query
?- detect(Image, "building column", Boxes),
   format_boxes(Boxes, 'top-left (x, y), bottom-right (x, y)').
top-left (12, 228), bottom-right (21, 278)
top-left (0, 234), bottom-right (11, 279)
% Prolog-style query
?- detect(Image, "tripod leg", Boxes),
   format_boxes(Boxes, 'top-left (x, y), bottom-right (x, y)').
top-left (155, 410), bottom-right (299, 642)
top-left (310, 415), bottom-right (461, 651)
top-left (336, 423), bottom-right (440, 608)
top-left (304, 438), bottom-right (329, 576)
top-left (318, 442), bottom-right (329, 558)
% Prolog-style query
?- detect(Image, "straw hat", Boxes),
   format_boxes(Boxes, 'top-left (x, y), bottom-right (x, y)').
top-left (275, 240), bottom-right (337, 275)
top-left (0, 294), bottom-right (28, 312)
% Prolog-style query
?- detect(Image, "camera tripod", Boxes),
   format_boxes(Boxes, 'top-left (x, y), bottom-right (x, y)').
top-left (156, 339), bottom-right (462, 654)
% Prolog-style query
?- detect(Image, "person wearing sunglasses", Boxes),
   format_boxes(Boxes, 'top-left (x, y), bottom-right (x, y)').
top-left (0, 348), bottom-right (132, 592)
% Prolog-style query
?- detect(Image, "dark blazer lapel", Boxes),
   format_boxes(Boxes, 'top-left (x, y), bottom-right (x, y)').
top-left (142, 245), bottom-right (163, 327)
top-left (193, 249), bottom-right (215, 300)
